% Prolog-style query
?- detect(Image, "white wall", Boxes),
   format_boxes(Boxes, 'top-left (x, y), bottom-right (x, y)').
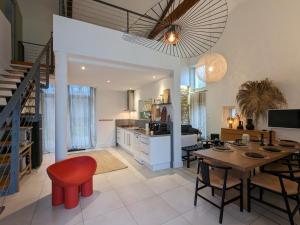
top-left (53, 15), bottom-right (186, 167)
top-left (17, 0), bottom-right (58, 44)
top-left (0, 11), bottom-right (11, 69)
top-left (189, 0), bottom-right (300, 141)
top-left (96, 89), bottom-right (129, 147)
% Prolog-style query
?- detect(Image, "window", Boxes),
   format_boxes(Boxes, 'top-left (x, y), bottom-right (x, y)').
top-left (68, 85), bottom-right (96, 149)
top-left (190, 67), bottom-right (206, 90)
top-left (189, 67), bottom-right (207, 138)
top-left (42, 84), bottom-right (96, 152)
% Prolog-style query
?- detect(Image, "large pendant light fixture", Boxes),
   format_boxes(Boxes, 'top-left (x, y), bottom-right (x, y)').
top-left (195, 0), bottom-right (227, 83)
top-left (164, 25), bottom-right (180, 45)
top-left (196, 53), bottom-right (228, 83)
top-left (123, 0), bottom-right (228, 58)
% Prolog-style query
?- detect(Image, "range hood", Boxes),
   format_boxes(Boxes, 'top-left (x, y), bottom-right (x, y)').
top-left (126, 90), bottom-right (135, 112)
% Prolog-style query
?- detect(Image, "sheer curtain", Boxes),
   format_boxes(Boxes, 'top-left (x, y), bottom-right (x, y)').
top-left (190, 91), bottom-right (207, 138)
top-left (42, 84), bottom-right (96, 152)
top-left (68, 85), bottom-right (96, 149)
top-left (42, 84), bottom-right (55, 153)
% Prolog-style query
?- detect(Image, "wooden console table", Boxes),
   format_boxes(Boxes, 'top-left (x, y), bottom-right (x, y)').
top-left (221, 128), bottom-right (275, 142)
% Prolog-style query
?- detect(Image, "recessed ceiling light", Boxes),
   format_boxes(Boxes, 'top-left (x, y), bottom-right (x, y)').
top-left (153, 75), bottom-right (157, 79)
top-left (129, 88), bottom-right (132, 90)
top-left (106, 80), bottom-right (111, 84)
top-left (81, 66), bottom-right (86, 70)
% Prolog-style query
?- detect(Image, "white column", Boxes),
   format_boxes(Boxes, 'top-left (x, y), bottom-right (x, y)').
top-left (172, 69), bottom-right (183, 168)
top-left (55, 52), bottom-right (68, 162)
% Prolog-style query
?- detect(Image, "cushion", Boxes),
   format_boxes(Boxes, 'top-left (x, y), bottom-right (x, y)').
top-left (198, 169), bottom-right (241, 189)
top-left (251, 173), bottom-right (299, 196)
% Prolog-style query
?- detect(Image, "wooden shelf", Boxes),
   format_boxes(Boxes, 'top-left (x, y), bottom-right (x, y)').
top-left (0, 177), bottom-right (9, 188)
top-left (0, 142), bottom-right (32, 190)
top-left (152, 102), bottom-right (172, 106)
top-left (20, 142), bottom-right (33, 153)
top-left (0, 141), bottom-right (33, 151)
top-left (0, 126), bottom-right (33, 130)
top-left (19, 164), bottom-right (31, 178)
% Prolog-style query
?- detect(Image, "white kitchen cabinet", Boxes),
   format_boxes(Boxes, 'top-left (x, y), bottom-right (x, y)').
top-left (117, 128), bottom-right (134, 155)
top-left (117, 127), bottom-right (171, 171)
top-left (117, 127), bottom-right (121, 144)
top-left (132, 132), bottom-right (171, 171)
top-left (125, 130), bottom-right (134, 154)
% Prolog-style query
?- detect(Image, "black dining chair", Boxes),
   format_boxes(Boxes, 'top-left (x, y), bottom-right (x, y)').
top-left (261, 152), bottom-right (300, 176)
top-left (194, 158), bottom-right (243, 224)
top-left (248, 156), bottom-right (300, 225)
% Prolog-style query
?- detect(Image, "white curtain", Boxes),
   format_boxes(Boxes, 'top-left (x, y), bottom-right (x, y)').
top-left (68, 85), bottom-right (96, 149)
top-left (190, 91), bottom-right (207, 138)
top-left (42, 85), bottom-right (55, 153)
top-left (42, 84), bottom-right (96, 152)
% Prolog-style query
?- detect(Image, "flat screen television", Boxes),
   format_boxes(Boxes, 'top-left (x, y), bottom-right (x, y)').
top-left (268, 109), bottom-right (300, 128)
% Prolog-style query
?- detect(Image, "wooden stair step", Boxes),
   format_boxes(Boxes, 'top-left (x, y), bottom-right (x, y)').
top-left (10, 60), bottom-right (47, 68)
top-left (5, 69), bottom-right (25, 75)
top-left (0, 74), bottom-right (24, 79)
top-left (10, 65), bottom-right (47, 71)
top-left (0, 87), bottom-right (17, 91)
top-left (0, 80), bottom-right (20, 85)
top-left (7, 68), bottom-right (47, 75)
top-left (0, 95), bottom-right (11, 98)
top-left (0, 91), bottom-right (12, 97)
top-left (0, 97), bottom-right (7, 106)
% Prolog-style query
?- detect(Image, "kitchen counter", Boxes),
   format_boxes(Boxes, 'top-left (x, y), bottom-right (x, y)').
top-left (117, 126), bottom-right (171, 137)
top-left (116, 126), bottom-right (171, 171)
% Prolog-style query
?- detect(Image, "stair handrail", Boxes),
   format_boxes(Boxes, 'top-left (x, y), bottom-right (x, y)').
top-left (0, 36), bottom-right (53, 128)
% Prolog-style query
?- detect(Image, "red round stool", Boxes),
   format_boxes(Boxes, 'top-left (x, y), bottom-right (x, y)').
top-left (47, 156), bottom-right (97, 209)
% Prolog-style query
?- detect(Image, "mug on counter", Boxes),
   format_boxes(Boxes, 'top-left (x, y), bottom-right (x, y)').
top-left (242, 134), bottom-right (250, 145)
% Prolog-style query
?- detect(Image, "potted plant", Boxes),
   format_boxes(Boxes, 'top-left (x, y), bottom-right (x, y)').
top-left (236, 78), bottom-right (287, 129)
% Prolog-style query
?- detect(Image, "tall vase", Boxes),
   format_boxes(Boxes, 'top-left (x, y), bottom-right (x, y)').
top-left (246, 119), bottom-right (255, 130)
top-left (237, 121), bottom-right (244, 130)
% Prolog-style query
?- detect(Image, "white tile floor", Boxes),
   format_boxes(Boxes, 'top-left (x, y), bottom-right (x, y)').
top-left (0, 147), bottom-right (299, 225)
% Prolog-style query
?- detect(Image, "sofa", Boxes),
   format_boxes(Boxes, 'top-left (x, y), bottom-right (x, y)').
top-left (181, 125), bottom-right (200, 135)
top-left (181, 125), bottom-right (201, 147)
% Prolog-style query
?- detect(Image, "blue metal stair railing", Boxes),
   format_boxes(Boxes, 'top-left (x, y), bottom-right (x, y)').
top-left (0, 36), bottom-right (54, 214)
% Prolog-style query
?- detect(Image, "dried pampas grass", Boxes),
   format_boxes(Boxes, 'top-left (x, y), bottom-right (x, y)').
top-left (236, 78), bottom-right (287, 121)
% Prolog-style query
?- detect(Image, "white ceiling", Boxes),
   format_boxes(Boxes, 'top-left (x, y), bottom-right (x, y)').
top-left (88, 0), bottom-right (248, 15)
top-left (67, 57), bottom-right (171, 91)
top-left (68, 0), bottom-right (250, 91)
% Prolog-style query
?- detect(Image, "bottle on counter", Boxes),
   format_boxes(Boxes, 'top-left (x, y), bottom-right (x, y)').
top-left (145, 123), bottom-right (149, 135)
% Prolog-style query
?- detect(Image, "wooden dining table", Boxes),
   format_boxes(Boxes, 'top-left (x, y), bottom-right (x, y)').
top-left (192, 142), bottom-right (299, 207)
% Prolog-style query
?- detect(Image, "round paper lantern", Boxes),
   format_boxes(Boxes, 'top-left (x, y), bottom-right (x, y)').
top-left (196, 53), bottom-right (228, 83)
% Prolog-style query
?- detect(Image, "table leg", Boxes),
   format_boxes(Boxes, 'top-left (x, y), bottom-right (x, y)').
top-left (225, 169), bottom-right (250, 209)
top-left (239, 172), bottom-right (251, 209)
top-left (187, 151), bottom-right (190, 168)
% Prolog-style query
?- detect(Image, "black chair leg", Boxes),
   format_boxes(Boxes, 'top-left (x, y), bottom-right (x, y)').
top-left (219, 189), bottom-right (226, 224)
top-left (296, 195), bottom-right (300, 214)
top-left (259, 188), bottom-right (264, 201)
top-left (211, 187), bottom-right (215, 196)
top-left (247, 179), bottom-right (251, 212)
top-left (240, 180), bottom-right (243, 212)
top-left (282, 192), bottom-right (294, 225)
top-left (194, 177), bottom-right (199, 206)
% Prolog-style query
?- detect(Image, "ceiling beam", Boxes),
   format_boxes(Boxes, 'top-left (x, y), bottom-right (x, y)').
top-left (148, 0), bottom-right (175, 39)
top-left (148, 0), bottom-right (200, 39)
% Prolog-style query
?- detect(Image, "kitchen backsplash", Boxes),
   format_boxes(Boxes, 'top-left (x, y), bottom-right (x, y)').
top-left (115, 119), bottom-right (150, 128)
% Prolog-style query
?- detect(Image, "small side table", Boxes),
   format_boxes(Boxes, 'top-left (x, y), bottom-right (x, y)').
top-left (182, 144), bottom-right (203, 168)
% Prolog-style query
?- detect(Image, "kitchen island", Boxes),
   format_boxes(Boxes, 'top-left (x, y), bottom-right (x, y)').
top-left (117, 127), bottom-right (171, 171)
